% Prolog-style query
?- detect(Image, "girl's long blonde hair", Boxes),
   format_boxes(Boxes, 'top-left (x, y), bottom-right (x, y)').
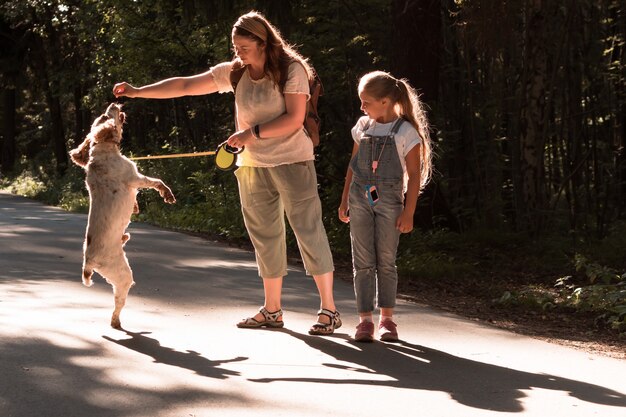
top-left (359, 70), bottom-right (433, 192)
top-left (232, 11), bottom-right (313, 88)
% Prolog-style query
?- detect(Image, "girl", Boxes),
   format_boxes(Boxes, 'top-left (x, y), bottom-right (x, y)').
top-left (338, 71), bottom-right (432, 342)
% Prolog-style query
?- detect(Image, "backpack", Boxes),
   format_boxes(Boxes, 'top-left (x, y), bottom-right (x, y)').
top-left (230, 60), bottom-right (323, 147)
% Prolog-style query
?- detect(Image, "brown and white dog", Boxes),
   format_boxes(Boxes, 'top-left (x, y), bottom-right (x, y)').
top-left (70, 103), bottom-right (176, 328)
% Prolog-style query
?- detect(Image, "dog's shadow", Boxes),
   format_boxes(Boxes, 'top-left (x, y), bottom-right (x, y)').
top-left (102, 330), bottom-right (247, 379)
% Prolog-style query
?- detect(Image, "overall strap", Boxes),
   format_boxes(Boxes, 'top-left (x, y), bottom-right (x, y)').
top-left (390, 118), bottom-right (406, 135)
top-left (362, 119), bottom-right (372, 132)
top-left (362, 118), bottom-right (404, 137)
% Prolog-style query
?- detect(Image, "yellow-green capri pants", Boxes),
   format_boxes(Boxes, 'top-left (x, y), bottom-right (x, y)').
top-left (234, 160), bottom-right (334, 278)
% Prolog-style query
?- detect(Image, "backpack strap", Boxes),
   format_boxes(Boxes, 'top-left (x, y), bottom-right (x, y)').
top-left (229, 61), bottom-right (246, 131)
top-left (230, 61), bottom-right (246, 92)
top-left (278, 59), bottom-right (293, 92)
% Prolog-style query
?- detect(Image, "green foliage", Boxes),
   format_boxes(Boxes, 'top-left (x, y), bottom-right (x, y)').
top-left (556, 255), bottom-right (626, 334)
top-left (127, 157), bottom-right (248, 240)
top-left (495, 254), bottom-right (626, 335)
top-left (396, 229), bottom-right (477, 280)
top-left (1, 163), bottom-right (89, 210)
top-left (397, 227), bottom-right (576, 283)
top-left (582, 221), bottom-right (626, 267)
top-left (1, 171), bottom-right (47, 198)
top-left (495, 288), bottom-right (556, 311)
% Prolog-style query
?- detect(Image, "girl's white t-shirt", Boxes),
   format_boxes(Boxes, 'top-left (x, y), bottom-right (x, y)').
top-left (351, 116), bottom-right (422, 192)
top-left (210, 61), bottom-right (314, 167)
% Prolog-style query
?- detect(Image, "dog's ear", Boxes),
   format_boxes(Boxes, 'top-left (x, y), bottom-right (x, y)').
top-left (92, 119), bottom-right (119, 144)
top-left (92, 114), bottom-right (109, 126)
top-left (69, 137), bottom-right (92, 167)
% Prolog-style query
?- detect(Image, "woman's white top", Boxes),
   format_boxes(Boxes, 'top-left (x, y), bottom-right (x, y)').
top-left (210, 61), bottom-right (313, 167)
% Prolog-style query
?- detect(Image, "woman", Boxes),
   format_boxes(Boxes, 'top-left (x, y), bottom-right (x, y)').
top-left (113, 11), bottom-right (340, 335)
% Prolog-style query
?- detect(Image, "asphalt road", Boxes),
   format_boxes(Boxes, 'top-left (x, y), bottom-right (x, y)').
top-left (1, 191), bottom-right (625, 417)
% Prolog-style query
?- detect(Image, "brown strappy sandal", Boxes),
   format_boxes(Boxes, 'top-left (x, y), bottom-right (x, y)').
top-left (308, 308), bottom-right (342, 335)
top-left (237, 307), bottom-right (284, 328)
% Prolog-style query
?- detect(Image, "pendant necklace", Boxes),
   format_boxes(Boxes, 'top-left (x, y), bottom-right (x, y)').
top-left (371, 120), bottom-right (395, 174)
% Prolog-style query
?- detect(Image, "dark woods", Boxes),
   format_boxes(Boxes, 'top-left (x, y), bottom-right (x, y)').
top-left (1, 0), bottom-right (624, 240)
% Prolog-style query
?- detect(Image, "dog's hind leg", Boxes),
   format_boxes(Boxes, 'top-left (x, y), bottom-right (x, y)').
top-left (109, 261), bottom-right (135, 329)
top-left (111, 281), bottom-right (132, 329)
top-left (82, 235), bottom-right (96, 287)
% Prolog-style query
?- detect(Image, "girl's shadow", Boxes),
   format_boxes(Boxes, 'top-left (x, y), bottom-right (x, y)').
top-left (102, 330), bottom-right (247, 379)
top-left (249, 329), bottom-right (626, 413)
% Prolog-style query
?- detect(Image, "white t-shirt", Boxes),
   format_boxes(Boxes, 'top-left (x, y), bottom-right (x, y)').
top-left (351, 116), bottom-right (421, 191)
top-left (210, 61), bottom-right (314, 167)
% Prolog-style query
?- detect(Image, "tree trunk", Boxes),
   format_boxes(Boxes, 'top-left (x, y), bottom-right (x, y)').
top-left (391, 0), bottom-right (441, 103)
top-left (29, 7), bottom-right (68, 174)
top-left (518, 0), bottom-right (549, 234)
top-left (32, 37), bottom-right (67, 174)
top-left (565, 4), bottom-right (584, 231)
top-left (1, 86), bottom-right (17, 173)
top-left (73, 86), bottom-right (86, 146)
top-left (610, 1), bottom-right (626, 219)
top-left (392, 0), bottom-right (456, 230)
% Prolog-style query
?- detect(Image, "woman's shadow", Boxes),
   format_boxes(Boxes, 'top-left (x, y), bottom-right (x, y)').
top-left (102, 330), bottom-right (247, 379)
top-left (249, 329), bottom-right (626, 413)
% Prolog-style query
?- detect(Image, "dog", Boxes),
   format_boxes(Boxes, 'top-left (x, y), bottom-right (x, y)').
top-left (69, 103), bottom-right (176, 328)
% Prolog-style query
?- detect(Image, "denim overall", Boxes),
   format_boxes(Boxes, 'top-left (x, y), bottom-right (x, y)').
top-left (349, 118), bottom-right (405, 313)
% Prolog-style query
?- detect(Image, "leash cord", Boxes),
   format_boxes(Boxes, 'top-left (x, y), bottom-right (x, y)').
top-left (130, 151), bottom-right (216, 161)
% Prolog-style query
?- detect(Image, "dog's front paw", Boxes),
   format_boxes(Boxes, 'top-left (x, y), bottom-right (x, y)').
top-left (161, 187), bottom-right (176, 204)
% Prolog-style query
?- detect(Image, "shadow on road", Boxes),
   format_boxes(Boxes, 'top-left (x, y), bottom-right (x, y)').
top-left (248, 329), bottom-right (626, 413)
top-left (103, 330), bottom-right (247, 379)
top-left (0, 335), bottom-right (245, 417)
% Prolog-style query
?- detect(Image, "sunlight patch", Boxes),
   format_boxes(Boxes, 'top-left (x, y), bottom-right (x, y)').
top-left (176, 258), bottom-right (257, 269)
top-left (42, 331), bottom-right (95, 350)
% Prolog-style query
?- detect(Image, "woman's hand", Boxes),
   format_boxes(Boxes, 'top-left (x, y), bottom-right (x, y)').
top-left (338, 203), bottom-right (350, 223)
top-left (396, 209), bottom-right (414, 233)
top-left (226, 128), bottom-right (254, 150)
top-left (113, 82), bottom-right (137, 98)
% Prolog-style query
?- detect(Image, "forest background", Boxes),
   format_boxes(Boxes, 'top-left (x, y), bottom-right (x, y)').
top-left (1, 0), bottom-right (625, 351)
